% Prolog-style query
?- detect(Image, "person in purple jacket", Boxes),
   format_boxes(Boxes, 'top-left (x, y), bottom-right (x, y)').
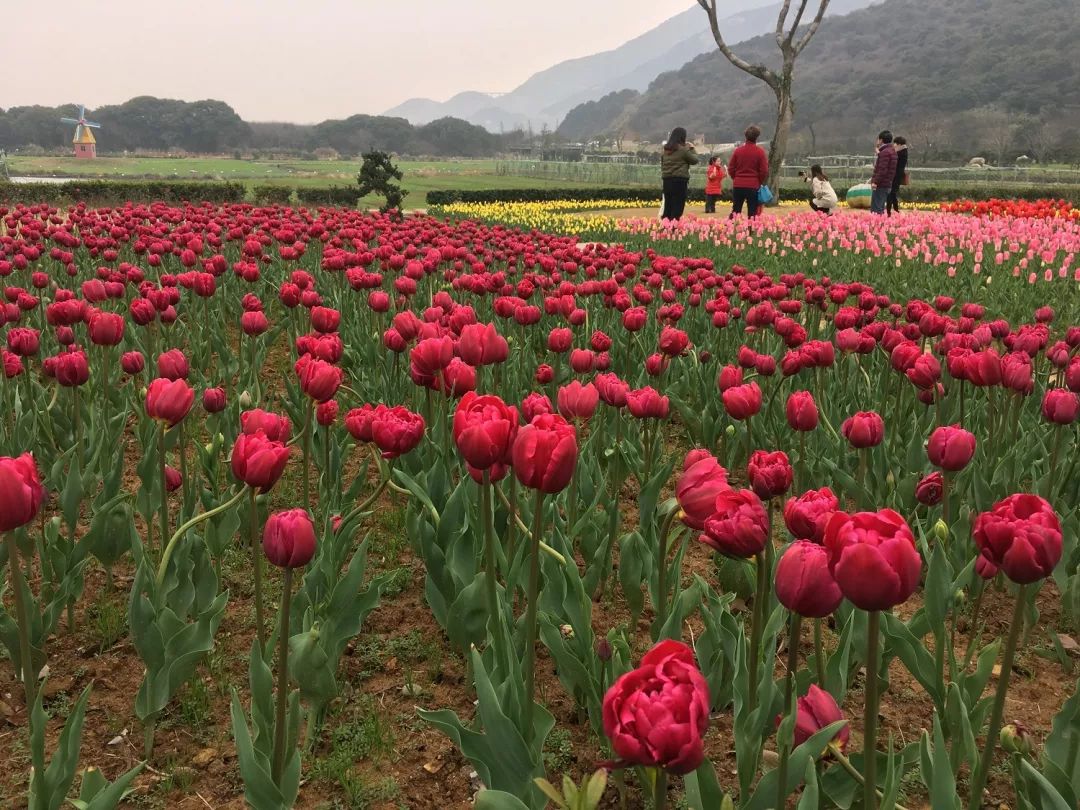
top-left (870, 130), bottom-right (898, 215)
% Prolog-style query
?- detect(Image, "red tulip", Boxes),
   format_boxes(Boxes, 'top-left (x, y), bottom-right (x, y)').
top-left (783, 487), bottom-right (839, 542)
top-left (927, 425), bottom-right (976, 471)
top-left (747, 450), bottom-right (793, 499)
top-left (601, 640), bottom-right (710, 775)
top-left (511, 412), bottom-right (578, 493)
top-left (316, 400), bottom-right (339, 426)
top-left (841, 411), bottom-right (884, 448)
top-left (311, 306), bottom-right (340, 334)
top-left (121, 351), bottom-right (145, 375)
top-left (973, 494), bottom-right (1062, 584)
top-left (88, 312), bottom-right (125, 346)
top-left (202, 387), bottom-right (226, 414)
top-left (569, 349), bottom-right (594, 374)
top-left (54, 351), bottom-right (89, 387)
top-left (0, 453), bottom-right (47, 532)
top-left (557, 380), bottom-right (599, 421)
top-left (779, 684), bottom-right (850, 751)
top-left (658, 326), bottom-right (689, 357)
top-left (2, 350), bottom-right (21, 378)
top-left (157, 349), bottom-right (189, 380)
top-left (241, 310), bottom-right (269, 336)
top-left (785, 391), bottom-right (818, 431)
top-left (700, 488), bottom-right (768, 559)
top-left (717, 365), bottom-right (743, 392)
top-left (1041, 389), bottom-right (1079, 425)
top-left (595, 373), bottom-right (630, 408)
top-left (263, 508), bottom-right (317, 568)
top-left (824, 509), bottom-right (921, 610)
top-left (145, 378), bottom-right (194, 426)
top-left (7, 327), bottom-right (40, 357)
top-left (906, 354), bottom-right (941, 389)
top-left (231, 431), bottom-right (291, 492)
top-left (915, 472), bottom-right (944, 505)
top-left (676, 451), bottom-right (729, 530)
top-left (1001, 352), bottom-right (1033, 395)
top-left (535, 364), bottom-right (554, 384)
top-left (626, 386), bottom-right (670, 420)
top-left (521, 392), bottom-right (554, 423)
top-left (453, 392), bottom-right (519, 470)
top-left (241, 409), bottom-right (292, 441)
top-left (367, 291), bottom-right (390, 312)
top-left (775, 541), bottom-right (842, 617)
top-left (457, 323), bottom-right (508, 366)
top-left (345, 403), bottom-right (382, 442)
top-left (164, 465), bottom-right (182, 493)
top-left (722, 382), bottom-right (761, 421)
top-left (296, 355), bottom-right (344, 403)
top-left (370, 405), bottom-right (426, 459)
top-left (547, 327), bottom-right (573, 354)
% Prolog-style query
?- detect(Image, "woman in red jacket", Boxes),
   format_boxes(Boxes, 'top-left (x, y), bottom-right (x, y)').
top-left (727, 125), bottom-right (769, 218)
top-left (704, 155), bottom-right (725, 213)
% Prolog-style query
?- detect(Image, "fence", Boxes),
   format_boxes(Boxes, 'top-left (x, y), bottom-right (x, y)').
top-left (496, 159), bottom-right (1080, 190)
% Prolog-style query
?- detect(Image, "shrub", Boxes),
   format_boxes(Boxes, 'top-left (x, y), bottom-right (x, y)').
top-left (252, 185), bottom-right (294, 205)
top-left (0, 180), bottom-right (246, 205)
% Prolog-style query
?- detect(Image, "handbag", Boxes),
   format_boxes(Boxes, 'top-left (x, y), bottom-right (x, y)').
top-left (901, 172), bottom-right (910, 186)
top-left (758, 184), bottom-right (774, 204)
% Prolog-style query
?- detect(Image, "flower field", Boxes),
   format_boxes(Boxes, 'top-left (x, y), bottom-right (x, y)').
top-left (1, 199), bottom-right (1079, 810)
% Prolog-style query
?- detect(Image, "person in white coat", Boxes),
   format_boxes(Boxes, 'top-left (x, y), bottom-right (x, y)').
top-left (801, 164), bottom-right (838, 214)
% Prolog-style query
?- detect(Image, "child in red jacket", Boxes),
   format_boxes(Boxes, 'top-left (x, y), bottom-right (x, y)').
top-left (704, 156), bottom-right (726, 213)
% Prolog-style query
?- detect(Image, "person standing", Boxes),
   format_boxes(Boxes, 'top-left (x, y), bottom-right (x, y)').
top-left (802, 164), bottom-right (838, 214)
top-left (660, 127), bottom-right (698, 220)
top-left (728, 125), bottom-right (768, 218)
top-left (887, 136), bottom-right (908, 216)
top-left (870, 130), bottom-right (897, 215)
top-left (704, 155), bottom-right (725, 213)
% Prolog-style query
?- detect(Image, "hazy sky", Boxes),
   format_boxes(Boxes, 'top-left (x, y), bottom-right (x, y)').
top-left (2, 0), bottom-right (693, 122)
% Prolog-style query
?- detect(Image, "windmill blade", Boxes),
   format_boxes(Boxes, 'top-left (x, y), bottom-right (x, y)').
top-left (60, 117), bottom-right (81, 125)
top-left (78, 104), bottom-right (86, 119)
top-left (85, 120), bottom-right (102, 128)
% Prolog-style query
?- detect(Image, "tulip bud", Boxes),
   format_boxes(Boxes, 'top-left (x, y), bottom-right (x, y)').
top-left (999, 722), bottom-right (1032, 756)
top-left (725, 424), bottom-right (736, 437)
top-left (239, 390), bottom-right (253, 408)
top-left (953, 588), bottom-right (967, 608)
top-left (933, 519), bottom-right (949, 542)
top-left (595, 638), bottom-right (612, 662)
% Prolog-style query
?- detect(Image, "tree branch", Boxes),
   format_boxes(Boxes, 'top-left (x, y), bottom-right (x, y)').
top-left (785, 0), bottom-right (810, 48)
top-left (698, 0), bottom-right (779, 88)
top-left (794, 0), bottom-right (831, 56)
top-left (775, 0), bottom-right (793, 49)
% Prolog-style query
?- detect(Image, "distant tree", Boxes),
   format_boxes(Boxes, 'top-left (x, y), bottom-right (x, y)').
top-left (357, 150), bottom-right (407, 215)
top-left (697, 0), bottom-right (832, 198)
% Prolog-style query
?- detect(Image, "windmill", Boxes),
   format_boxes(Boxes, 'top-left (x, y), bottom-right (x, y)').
top-left (60, 105), bottom-right (101, 158)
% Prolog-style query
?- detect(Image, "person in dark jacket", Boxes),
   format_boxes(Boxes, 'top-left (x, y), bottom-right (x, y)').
top-left (887, 135), bottom-right (908, 216)
top-left (870, 130), bottom-right (897, 215)
top-left (727, 125), bottom-right (768, 218)
top-left (660, 127), bottom-right (698, 220)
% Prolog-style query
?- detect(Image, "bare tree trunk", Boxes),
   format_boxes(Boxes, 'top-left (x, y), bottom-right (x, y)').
top-left (767, 69), bottom-right (795, 200)
top-left (808, 121), bottom-right (817, 156)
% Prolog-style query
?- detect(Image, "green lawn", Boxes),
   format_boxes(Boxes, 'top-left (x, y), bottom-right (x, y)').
top-left (5, 156), bottom-right (634, 200)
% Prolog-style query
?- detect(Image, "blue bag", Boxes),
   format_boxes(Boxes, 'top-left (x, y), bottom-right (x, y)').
top-left (758, 184), bottom-right (774, 204)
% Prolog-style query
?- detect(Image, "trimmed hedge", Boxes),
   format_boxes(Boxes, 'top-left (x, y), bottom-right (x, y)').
top-left (295, 186), bottom-right (362, 206)
top-left (427, 184), bottom-right (1080, 206)
top-left (0, 180), bottom-right (246, 205)
top-left (252, 184), bottom-right (295, 205)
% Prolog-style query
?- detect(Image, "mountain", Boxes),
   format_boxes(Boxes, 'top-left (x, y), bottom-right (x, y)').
top-left (384, 0), bottom-right (882, 131)
top-left (584, 0), bottom-right (1080, 160)
top-left (0, 98), bottom-right (507, 157)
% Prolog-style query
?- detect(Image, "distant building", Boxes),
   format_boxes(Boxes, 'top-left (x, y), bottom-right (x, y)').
top-left (74, 126), bottom-right (97, 159)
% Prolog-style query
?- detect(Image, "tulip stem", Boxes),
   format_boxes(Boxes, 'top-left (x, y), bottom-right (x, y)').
top-left (493, 485), bottom-right (567, 564)
top-left (857, 448), bottom-right (869, 510)
top-left (655, 508), bottom-right (679, 633)
top-left (522, 490), bottom-right (544, 744)
top-left (863, 609), bottom-right (880, 810)
top-left (506, 476), bottom-right (518, 597)
top-left (302, 400), bottom-right (313, 514)
top-left (156, 487), bottom-right (247, 589)
top-left (179, 421), bottom-right (190, 514)
top-left (5, 533), bottom-right (37, 712)
top-left (814, 617), bottom-right (827, 686)
top-left (967, 584), bottom-right (1029, 810)
top-left (250, 488), bottom-right (266, 651)
top-left (941, 472), bottom-right (951, 529)
top-left (776, 611), bottom-right (803, 810)
top-left (798, 431), bottom-right (807, 491)
top-left (653, 768), bottom-right (668, 810)
top-left (481, 475), bottom-right (510, 677)
top-left (1046, 426), bottom-right (1063, 498)
top-left (158, 423), bottom-right (169, 558)
top-left (828, 743), bottom-right (912, 810)
top-left (271, 567), bottom-right (293, 787)
top-left (747, 550), bottom-right (768, 714)
top-left (73, 384), bottom-right (83, 470)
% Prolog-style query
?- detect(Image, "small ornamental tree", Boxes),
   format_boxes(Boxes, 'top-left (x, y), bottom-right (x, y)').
top-left (357, 150), bottom-right (407, 215)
